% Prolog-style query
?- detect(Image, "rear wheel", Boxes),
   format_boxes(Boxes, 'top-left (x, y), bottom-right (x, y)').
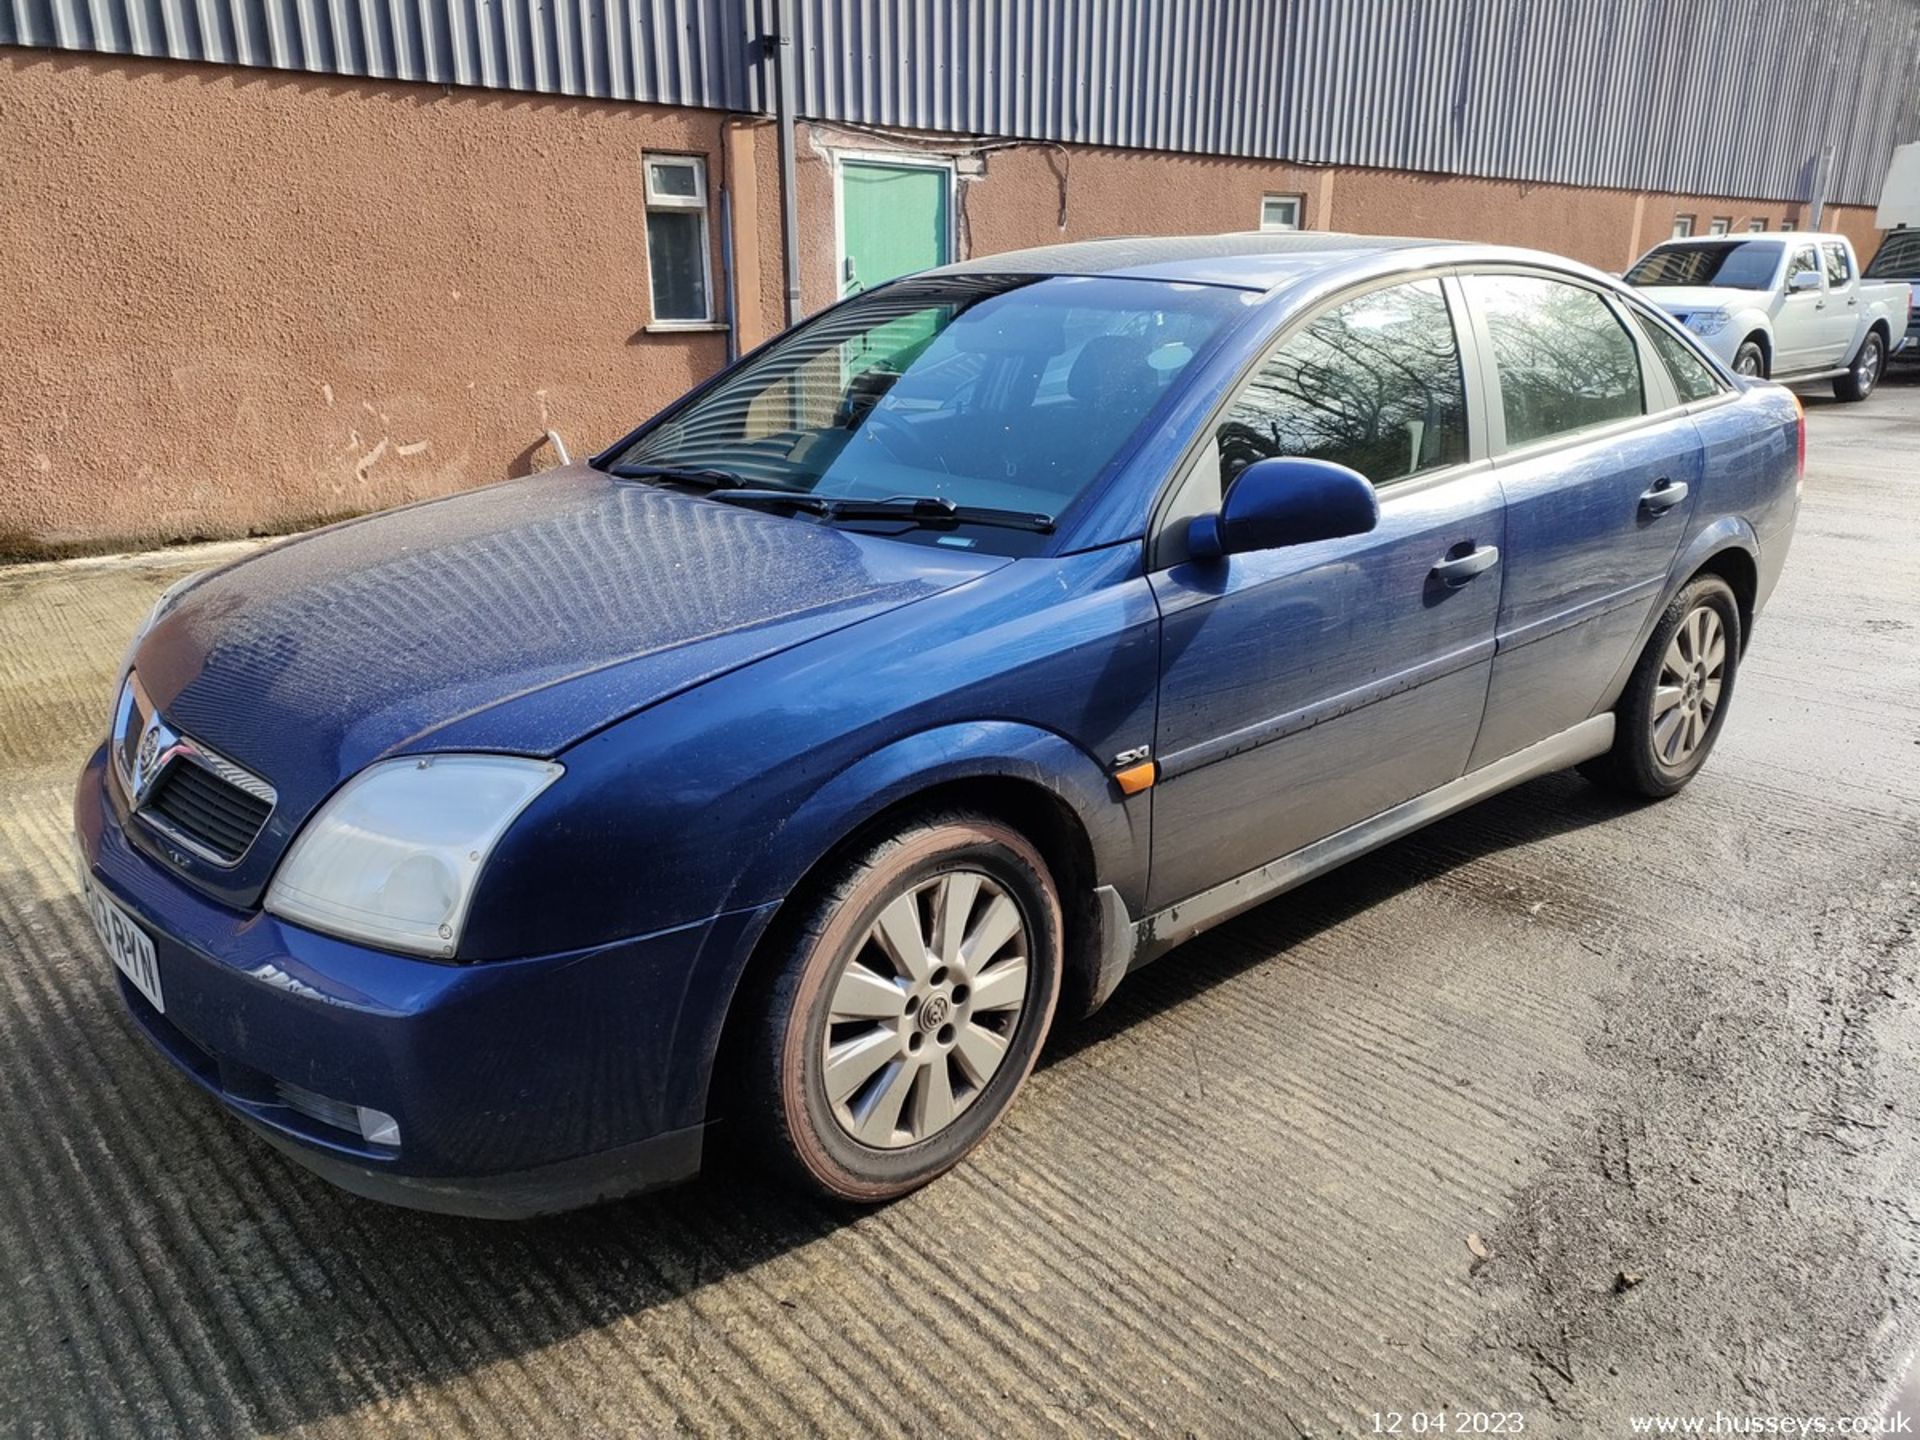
top-left (1732, 340), bottom-right (1767, 378)
top-left (744, 812), bottom-right (1062, 1202)
top-left (1833, 330), bottom-right (1885, 402)
top-left (1580, 575), bottom-right (1741, 799)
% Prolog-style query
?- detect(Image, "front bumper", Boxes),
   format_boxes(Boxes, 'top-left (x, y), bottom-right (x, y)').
top-left (74, 748), bottom-right (774, 1217)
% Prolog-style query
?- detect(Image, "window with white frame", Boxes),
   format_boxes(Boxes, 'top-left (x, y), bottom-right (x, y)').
top-left (1260, 194), bottom-right (1303, 231)
top-left (1708, 216), bottom-right (1732, 236)
top-left (645, 155), bottom-right (712, 324)
top-left (1747, 218), bottom-right (1768, 232)
top-left (1671, 214), bottom-right (1696, 238)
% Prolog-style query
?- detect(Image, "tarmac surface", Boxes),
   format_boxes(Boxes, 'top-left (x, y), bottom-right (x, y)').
top-left (1, 375), bottom-right (1917, 1437)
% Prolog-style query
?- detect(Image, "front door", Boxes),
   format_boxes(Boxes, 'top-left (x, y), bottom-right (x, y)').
top-left (839, 160), bottom-right (951, 298)
top-left (1773, 243), bottom-right (1828, 372)
top-left (1147, 277), bottom-right (1504, 911)
top-left (1457, 271), bottom-right (1704, 768)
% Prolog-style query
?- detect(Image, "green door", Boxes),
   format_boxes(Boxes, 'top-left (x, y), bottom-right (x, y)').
top-left (839, 161), bottom-right (951, 297)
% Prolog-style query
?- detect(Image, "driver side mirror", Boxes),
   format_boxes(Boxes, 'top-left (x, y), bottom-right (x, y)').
top-left (1187, 457), bottom-right (1380, 560)
top-left (1788, 269), bottom-right (1822, 293)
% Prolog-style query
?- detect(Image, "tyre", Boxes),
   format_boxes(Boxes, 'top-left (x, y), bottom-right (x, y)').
top-left (744, 811), bottom-right (1063, 1202)
top-left (1732, 340), bottom-right (1767, 379)
top-left (1579, 575), bottom-right (1741, 800)
top-left (1832, 330), bottom-right (1885, 402)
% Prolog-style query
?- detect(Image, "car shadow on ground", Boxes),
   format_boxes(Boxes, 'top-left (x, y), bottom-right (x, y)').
top-left (55, 767), bottom-right (1638, 1431)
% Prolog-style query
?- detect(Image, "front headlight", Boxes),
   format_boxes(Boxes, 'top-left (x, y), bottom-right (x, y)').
top-left (1686, 308), bottom-right (1729, 337)
top-left (265, 755), bottom-right (563, 958)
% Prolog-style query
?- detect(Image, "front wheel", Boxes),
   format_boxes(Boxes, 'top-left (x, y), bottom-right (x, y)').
top-left (1579, 575), bottom-right (1741, 799)
top-left (1833, 331), bottom-right (1885, 402)
top-left (1732, 340), bottom-right (1767, 379)
top-left (744, 812), bottom-right (1063, 1202)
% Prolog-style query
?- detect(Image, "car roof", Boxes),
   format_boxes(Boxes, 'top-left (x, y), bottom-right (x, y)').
top-left (925, 231), bottom-right (1478, 292)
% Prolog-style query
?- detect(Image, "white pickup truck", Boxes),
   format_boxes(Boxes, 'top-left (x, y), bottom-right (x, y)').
top-left (1625, 231), bottom-right (1906, 401)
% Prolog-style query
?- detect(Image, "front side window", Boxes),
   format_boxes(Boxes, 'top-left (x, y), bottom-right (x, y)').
top-left (606, 274), bottom-right (1242, 550)
top-left (645, 155), bottom-right (712, 323)
top-left (1216, 279), bottom-right (1468, 491)
top-left (1822, 243), bottom-right (1853, 287)
top-left (1785, 247), bottom-right (1822, 287)
top-left (1464, 273), bottom-right (1644, 449)
top-left (1627, 241), bottom-right (1783, 289)
top-left (1634, 309), bottom-right (1724, 404)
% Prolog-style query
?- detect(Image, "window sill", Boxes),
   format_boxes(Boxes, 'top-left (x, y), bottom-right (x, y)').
top-left (643, 320), bottom-right (729, 334)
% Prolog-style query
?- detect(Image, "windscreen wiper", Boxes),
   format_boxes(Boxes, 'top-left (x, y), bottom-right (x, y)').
top-left (708, 490), bottom-right (1055, 534)
top-left (608, 463), bottom-right (752, 490)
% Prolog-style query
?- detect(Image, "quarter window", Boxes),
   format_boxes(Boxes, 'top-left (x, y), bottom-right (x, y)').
top-left (1636, 312), bottom-right (1723, 404)
top-left (1822, 243), bottom-right (1853, 287)
top-left (645, 155), bottom-right (713, 323)
top-left (1464, 274), bottom-right (1644, 448)
top-left (1217, 279), bottom-right (1468, 490)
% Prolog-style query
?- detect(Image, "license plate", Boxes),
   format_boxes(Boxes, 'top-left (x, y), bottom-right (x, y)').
top-left (76, 848), bottom-right (164, 1013)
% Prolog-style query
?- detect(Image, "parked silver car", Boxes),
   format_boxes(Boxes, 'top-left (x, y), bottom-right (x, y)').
top-left (1626, 232), bottom-right (1904, 400)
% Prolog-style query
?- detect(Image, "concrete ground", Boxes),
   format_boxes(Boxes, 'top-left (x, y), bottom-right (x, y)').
top-left (1, 375), bottom-right (1916, 1439)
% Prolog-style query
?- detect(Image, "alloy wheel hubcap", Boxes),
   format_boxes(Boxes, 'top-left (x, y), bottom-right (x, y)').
top-left (1654, 604), bottom-right (1726, 766)
top-left (1737, 353), bottom-right (1761, 376)
top-left (821, 869), bottom-right (1030, 1149)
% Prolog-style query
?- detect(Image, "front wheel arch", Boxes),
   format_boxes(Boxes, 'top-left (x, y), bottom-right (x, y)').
top-left (705, 748), bottom-right (1125, 1130)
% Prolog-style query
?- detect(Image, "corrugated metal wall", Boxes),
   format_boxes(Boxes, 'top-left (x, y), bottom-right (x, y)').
top-left (5, 0), bottom-right (1916, 206)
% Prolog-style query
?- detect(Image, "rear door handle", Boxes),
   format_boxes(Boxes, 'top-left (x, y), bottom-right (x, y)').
top-left (1430, 545), bottom-right (1500, 588)
top-left (1640, 478), bottom-right (1689, 515)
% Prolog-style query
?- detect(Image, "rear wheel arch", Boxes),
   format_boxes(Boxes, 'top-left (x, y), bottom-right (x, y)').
top-left (1692, 546), bottom-right (1757, 653)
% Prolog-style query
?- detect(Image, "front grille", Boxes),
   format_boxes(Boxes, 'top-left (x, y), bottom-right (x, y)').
top-left (145, 758), bottom-right (272, 863)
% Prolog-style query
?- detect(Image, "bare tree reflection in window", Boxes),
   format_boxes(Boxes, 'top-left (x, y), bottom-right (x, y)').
top-left (1217, 280), bottom-right (1469, 491)
top-left (1464, 274), bottom-right (1644, 447)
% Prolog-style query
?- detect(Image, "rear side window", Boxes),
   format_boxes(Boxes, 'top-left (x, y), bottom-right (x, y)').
top-left (1822, 243), bottom-right (1853, 286)
top-left (1464, 274), bottom-right (1644, 448)
top-left (1635, 311), bottom-right (1724, 403)
top-left (1217, 278), bottom-right (1468, 490)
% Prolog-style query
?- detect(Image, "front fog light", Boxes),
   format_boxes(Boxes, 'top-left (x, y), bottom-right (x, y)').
top-left (356, 1107), bottom-right (402, 1148)
top-left (265, 754), bottom-right (562, 958)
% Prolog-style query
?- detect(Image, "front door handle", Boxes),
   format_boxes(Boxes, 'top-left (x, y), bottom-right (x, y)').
top-left (1430, 545), bottom-right (1500, 588)
top-left (1640, 478), bottom-right (1690, 515)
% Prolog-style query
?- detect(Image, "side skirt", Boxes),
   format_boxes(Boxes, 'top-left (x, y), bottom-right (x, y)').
top-left (1124, 714), bottom-right (1616, 971)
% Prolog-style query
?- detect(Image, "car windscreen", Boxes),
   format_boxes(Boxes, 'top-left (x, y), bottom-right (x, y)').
top-left (1865, 230), bottom-right (1920, 279)
top-left (602, 273), bottom-right (1243, 550)
top-left (1626, 241), bottom-right (1784, 289)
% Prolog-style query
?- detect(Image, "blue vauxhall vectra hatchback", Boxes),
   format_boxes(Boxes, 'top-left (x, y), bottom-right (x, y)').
top-left (75, 234), bottom-right (1801, 1215)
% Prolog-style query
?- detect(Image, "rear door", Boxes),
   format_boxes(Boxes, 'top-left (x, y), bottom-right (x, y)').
top-left (1146, 276), bottom-right (1504, 910)
top-left (1458, 270), bottom-right (1705, 768)
top-left (1817, 241), bottom-right (1865, 360)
